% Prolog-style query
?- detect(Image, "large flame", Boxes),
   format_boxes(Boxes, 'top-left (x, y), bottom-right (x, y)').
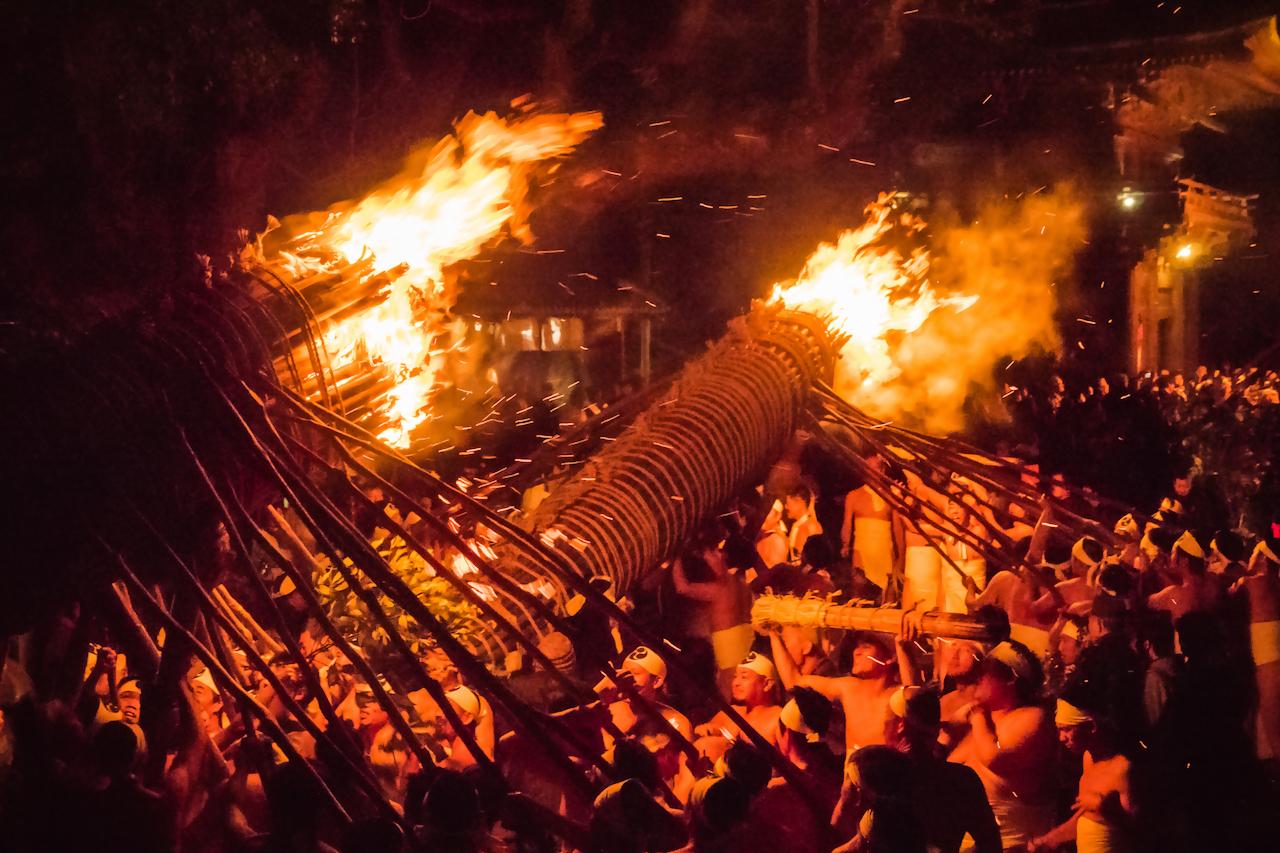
top-left (770, 198), bottom-right (975, 406)
top-left (275, 109), bottom-right (603, 446)
top-left (771, 190), bottom-right (1084, 431)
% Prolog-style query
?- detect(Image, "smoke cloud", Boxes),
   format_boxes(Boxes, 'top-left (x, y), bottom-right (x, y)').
top-left (868, 186), bottom-right (1085, 433)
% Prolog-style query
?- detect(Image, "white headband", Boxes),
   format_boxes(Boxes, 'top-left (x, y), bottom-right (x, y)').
top-left (737, 652), bottom-right (776, 682)
top-left (446, 685), bottom-right (481, 718)
top-left (624, 646), bottom-right (667, 681)
top-left (1055, 698), bottom-right (1094, 727)
top-left (1174, 530), bottom-right (1205, 560)
top-left (779, 698), bottom-right (821, 742)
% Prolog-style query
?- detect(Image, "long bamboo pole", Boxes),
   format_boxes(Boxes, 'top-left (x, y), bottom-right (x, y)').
top-left (127, 509), bottom-right (398, 821)
top-left (113, 555), bottom-right (353, 825)
top-left (752, 594), bottom-right (1008, 643)
top-left (264, 381), bottom-right (826, 817)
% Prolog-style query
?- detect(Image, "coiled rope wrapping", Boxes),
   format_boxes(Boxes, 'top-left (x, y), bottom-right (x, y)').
top-left (500, 306), bottom-right (837, 605)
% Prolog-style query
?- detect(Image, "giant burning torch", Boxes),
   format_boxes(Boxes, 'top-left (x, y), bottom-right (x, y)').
top-left (500, 200), bottom-right (1025, 644)
top-left (242, 115), bottom-right (1073, 647)
top-left (7, 106), bottom-right (1082, 831)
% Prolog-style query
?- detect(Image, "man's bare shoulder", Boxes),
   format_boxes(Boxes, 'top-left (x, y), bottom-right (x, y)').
top-left (1147, 586), bottom-right (1177, 610)
top-left (1000, 704), bottom-right (1049, 728)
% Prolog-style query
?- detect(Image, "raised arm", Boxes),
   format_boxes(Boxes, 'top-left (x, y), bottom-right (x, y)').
top-left (1026, 496), bottom-right (1055, 565)
top-left (969, 705), bottom-right (1049, 774)
top-left (769, 631), bottom-right (845, 699)
top-left (672, 556), bottom-right (719, 603)
top-left (967, 569), bottom-right (1006, 613)
top-left (1030, 584), bottom-right (1066, 621)
top-left (895, 609), bottom-right (925, 687)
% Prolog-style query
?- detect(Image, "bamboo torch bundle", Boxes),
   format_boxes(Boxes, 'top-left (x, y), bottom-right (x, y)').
top-left (752, 594), bottom-right (1010, 643)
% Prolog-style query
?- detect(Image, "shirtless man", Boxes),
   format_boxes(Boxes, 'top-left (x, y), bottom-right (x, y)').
top-left (672, 539), bottom-right (754, 691)
top-left (1232, 536), bottom-right (1280, 759)
top-left (892, 688), bottom-right (1002, 853)
top-left (901, 471), bottom-right (950, 611)
top-left (188, 668), bottom-right (226, 737)
top-left (947, 641), bottom-right (1058, 852)
top-left (1030, 536), bottom-right (1105, 621)
top-left (970, 555), bottom-right (1055, 633)
top-left (757, 499), bottom-right (790, 569)
top-left (841, 456), bottom-right (897, 594)
top-left (783, 485), bottom-right (823, 564)
top-left (1147, 531), bottom-right (1222, 622)
top-left (409, 646), bottom-right (495, 762)
top-left (695, 652), bottom-right (782, 754)
top-left (969, 502), bottom-right (1059, 652)
top-left (355, 681), bottom-right (415, 800)
top-left (934, 640), bottom-right (985, 745)
top-left (1112, 514), bottom-right (1142, 566)
top-left (778, 624), bottom-right (838, 678)
top-left (595, 645), bottom-right (693, 749)
top-left (1029, 696), bottom-right (1134, 853)
top-left (434, 684), bottom-right (492, 769)
top-left (939, 492), bottom-right (990, 613)
top-left (771, 629), bottom-right (898, 752)
top-left (1207, 530), bottom-right (1248, 586)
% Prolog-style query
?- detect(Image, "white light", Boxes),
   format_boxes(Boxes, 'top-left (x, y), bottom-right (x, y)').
top-left (1175, 243), bottom-right (1194, 260)
top-left (1120, 195), bottom-right (1137, 209)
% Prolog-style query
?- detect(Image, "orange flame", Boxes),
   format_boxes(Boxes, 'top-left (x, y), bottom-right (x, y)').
top-left (771, 190), bottom-right (1084, 431)
top-left (770, 196), bottom-right (976, 406)
top-left (281, 109), bottom-right (603, 446)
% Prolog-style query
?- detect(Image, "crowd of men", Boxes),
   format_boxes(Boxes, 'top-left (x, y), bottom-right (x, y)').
top-left (994, 364), bottom-right (1280, 531)
top-left (3, 372), bottom-right (1280, 852)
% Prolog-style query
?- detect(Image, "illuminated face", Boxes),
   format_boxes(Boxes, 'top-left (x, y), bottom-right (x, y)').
top-left (731, 669), bottom-right (769, 705)
top-left (620, 658), bottom-right (657, 693)
top-left (784, 495), bottom-right (808, 521)
top-left (1059, 634), bottom-right (1082, 666)
top-left (945, 498), bottom-right (966, 525)
top-left (118, 686), bottom-right (142, 725)
top-left (190, 680), bottom-right (219, 712)
top-left (936, 641), bottom-right (980, 681)
top-left (1173, 477), bottom-right (1191, 497)
top-left (851, 641), bottom-right (889, 678)
top-left (1057, 722), bottom-right (1089, 754)
top-left (232, 651), bottom-right (254, 687)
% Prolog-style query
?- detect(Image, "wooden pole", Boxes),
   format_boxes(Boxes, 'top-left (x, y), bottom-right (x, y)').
top-left (752, 594), bottom-right (1008, 643)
